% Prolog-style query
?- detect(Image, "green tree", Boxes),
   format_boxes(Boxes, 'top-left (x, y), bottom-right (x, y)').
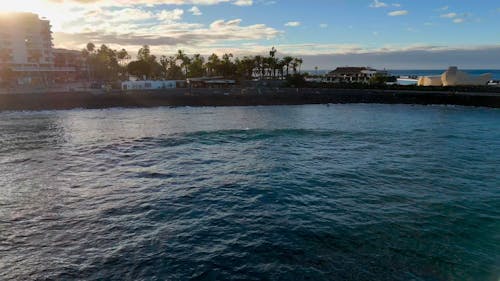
top-left (127, 45), bottom-right (163, 79)
top-left (254, 55), bottom-right (264, 79)
top-left (92, 44), bottom-right (120, 81)
top-left (188, 54), bottom-right (205, 77)
top-left (206, 53), bottom-right (220, 76)
top-left (176, 50), bottom-right (191, 78)
top-left (138, 45), bottom-right (154, 62)
top-left (160, 55), bottom-right (184, 80)
top-left (221, 53), bottom-right (234, 77)
top-left (269, 47), bottom-right (278, 78)
top-left (117, 49), bottom-right (130, 65)
top-left (277, 59), bottom-right (285, 80)
top-left (86, 42), bottom-right (96, 53)
top-left (127, 60), bottom-right (151, 79)
top-left (282, 56), bottom-right (294, 77)
top-left (286, 73), bottom-right (306, 87)
top-left (293, 57), bottom-right (303, 74)
top-left (369, 73), bottom-right (396, 85)
top-left (235, 56), bottom-right (255, 80)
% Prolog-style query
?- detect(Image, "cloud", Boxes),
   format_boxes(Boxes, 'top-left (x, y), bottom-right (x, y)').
top-left (369, 0), bottom-right (387, 8)
top-left (388, 10), bottom-right (408, 16)
top-left (440, 13), bottom-right (457, 18)
top-left (319, 23), bottom-right (328, 28)
top-left (256, 0), bottom-right (276, 5)
top-left (54, 18), bottom-right (281, 50)
top-left (157, 9), bottom-right (184, 21)
top-left (284, 21), bottom-right (301, 27)
top-left (440, 12), bottom-right (468, 24)
top-left (233, 0), bottom-right (253, 6)
top-left (48, 0), bottom-right (249, 6)
top-left (189, 6), bottom-right (202, 16)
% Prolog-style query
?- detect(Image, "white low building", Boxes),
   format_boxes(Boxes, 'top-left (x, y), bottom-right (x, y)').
top-left (121, 80), bottom-right (177, 91)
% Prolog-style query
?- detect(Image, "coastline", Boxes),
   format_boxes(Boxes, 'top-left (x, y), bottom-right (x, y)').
top-left (0, 88), bottom-right (499, 111)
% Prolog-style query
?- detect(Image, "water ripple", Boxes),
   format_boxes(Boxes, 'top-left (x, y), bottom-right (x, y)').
top-left (0, 104), bottom-right (499, 281)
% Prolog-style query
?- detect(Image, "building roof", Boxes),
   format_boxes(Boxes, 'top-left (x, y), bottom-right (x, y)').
top-left (329, 67), bottom-right (376, 75)
top-left (53, 48), bottom-right (82, 55)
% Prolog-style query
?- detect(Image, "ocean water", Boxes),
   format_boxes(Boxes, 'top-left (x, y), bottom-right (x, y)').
top-left (390, 70), bottom-right (500, 80)
top-left (0, 105), bottom-right (499, 281)
top-left (305, 69), bottom-right (500, 80)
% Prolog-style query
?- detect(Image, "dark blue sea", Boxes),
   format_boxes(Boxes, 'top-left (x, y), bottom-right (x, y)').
top-left (389, 70), bottom-right (500, 80)
top-left (306, 69), bottom-right (500, 80)
top-left (0, 105), bottom-right (499, 281)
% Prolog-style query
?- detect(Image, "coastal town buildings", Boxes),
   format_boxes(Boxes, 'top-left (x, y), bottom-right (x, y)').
top-left (0, 12), bottom-right (86, 86)
top-left (121, 80), bottom-right (178, 90)
top-left (187, 77), bottom-right (236, 88)
top-left (52, 48), bottom-right (88, 83)
top-left (325, 67), bottom-right (388, 83)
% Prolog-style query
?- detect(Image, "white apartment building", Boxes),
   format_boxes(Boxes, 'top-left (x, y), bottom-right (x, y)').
top-left (0, 12), bottom-right (87, 86)
top-left (0, 12), bottom-right (54, 72)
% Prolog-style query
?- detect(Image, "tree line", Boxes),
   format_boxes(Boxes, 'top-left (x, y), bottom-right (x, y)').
top-left (83, 43), bottom-right (304, 82)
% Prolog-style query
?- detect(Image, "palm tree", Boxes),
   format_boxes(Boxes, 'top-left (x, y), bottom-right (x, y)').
top-left (138, 45), bottom-right (153, 62)
top-left (117, 48), bottom-right (130, 65)
top-left (254, 55), bottom-right (263, 79)
top-left (282, 56), bottom-right (294, 77)
top-left (277, 59), bottom-right (286, 80)
top-left (239, 56), bottom-right (256, 79)
top-left (86, 42), bottom-right (96, 54)
top-left (269, 46), bottom-right (277, 58)
top-left (176, 50), bottom-right (191, 78)
top-left (269, 47), bottom-right (278, 79)
top-left (291, 57), bottom-right (303, 75)
top-left (221, 53), bottom-right (234, 77)
top-left (206, 53), bottom-right (220, 76)
top-left (295, 58), bottom-right (303, 73)
top-left (160, 55), bottom-right (183, 80)
top-left (189, 54), bottom-right (205, 77)
top-left (263, 57), bottom-right (273, 78)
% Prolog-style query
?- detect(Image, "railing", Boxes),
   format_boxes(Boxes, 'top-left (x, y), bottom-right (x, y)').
top-left (10, 66), bottom-right (78, 72)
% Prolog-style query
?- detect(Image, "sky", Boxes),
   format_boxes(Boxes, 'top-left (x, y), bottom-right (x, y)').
top-left (2, 0), bottom-right (500, 69)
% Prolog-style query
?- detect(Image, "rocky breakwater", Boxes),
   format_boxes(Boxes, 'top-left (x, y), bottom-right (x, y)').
top-left (0, 88), bottom-right (499, 111)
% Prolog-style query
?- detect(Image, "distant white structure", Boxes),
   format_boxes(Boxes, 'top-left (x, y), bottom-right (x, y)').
top-left (121, 80), bottom-right (177, 91)
top-left (418, 67), bottom-right (492, 86)
top-left (441, 67), bottom-right (491, 86)
top-left (417, 76), bottom-right (442, 87)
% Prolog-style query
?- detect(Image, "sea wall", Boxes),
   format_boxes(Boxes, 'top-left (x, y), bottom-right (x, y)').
top-left (0, 88), bottom-right (499, 111)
